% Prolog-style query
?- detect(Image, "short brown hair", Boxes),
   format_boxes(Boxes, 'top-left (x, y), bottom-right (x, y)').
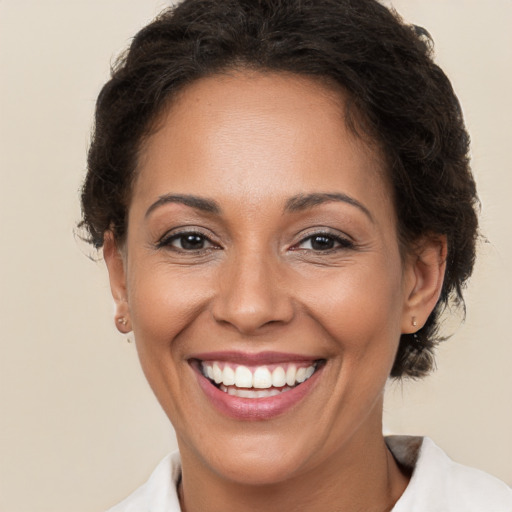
top-left (81, 0), bottom-right (479, 378)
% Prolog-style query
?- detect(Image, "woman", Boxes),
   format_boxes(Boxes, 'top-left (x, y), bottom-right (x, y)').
top-left (80, 0), bottom-right (511, 510)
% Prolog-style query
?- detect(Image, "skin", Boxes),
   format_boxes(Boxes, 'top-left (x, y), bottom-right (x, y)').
top-left (104, 71), bottom-right (447, 512)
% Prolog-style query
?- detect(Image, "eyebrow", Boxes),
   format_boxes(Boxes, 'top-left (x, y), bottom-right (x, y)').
top-left (144, 192), bottom-right (372, 221)
top-left (145, 194), bottom-right (221, 218)
top-left (284, 193), bottom-right (373, 221)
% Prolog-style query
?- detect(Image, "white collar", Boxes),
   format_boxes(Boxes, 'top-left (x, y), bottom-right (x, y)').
top-left (107, 436), bottom-right (511, 512)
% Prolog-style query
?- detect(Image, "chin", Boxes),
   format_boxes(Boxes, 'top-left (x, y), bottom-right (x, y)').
top-left (196, 436), bottom-right (318, 486)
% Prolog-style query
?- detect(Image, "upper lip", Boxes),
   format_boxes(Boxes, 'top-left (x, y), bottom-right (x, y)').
top-left (188, 351), bottom-right (323, 365)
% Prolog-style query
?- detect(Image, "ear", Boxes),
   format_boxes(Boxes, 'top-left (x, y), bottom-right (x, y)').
top-left (103, 231), bottom-right (132, 333)
top-left (401, 235), bottom-right (447, 334)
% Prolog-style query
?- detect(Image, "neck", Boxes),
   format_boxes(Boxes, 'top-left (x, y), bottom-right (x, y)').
top-left (178, 421), bottom-right (409, 512)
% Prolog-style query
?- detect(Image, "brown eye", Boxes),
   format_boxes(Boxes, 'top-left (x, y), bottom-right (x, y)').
top-left (175, 234), bottom-right (207, 250)
top-left (159, 231), bottom-right (217, 251)
top-left (295, 232), bottom-right (354, 252)
top-left (309, 235), bottom-right (336, 250)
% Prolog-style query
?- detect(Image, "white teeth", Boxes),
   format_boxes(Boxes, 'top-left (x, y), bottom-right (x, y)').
top-left (222, 365), bottom-right (235, 386)
top-left (253, 367), bottom-right (272, 388)
top-left (234, 365), bottom-right (253, 388)
top-left (272, 366), bottom-right (286, 387)
top-left (286, 364), bottom-right (297, 386)
top-left (296, 367), bottom-right (307, 383)
top-left (213, 362), bottom-right (223, 384)
top-left (219, 384), bottom-right (293, 398)
top-left (201, 361), bottom-right (318, 389)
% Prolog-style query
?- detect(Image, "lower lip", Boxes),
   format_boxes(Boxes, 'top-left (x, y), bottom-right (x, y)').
top-left (194, 365), bottom-right (323, 421)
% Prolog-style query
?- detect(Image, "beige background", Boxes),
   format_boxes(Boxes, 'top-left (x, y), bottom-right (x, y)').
top-left (0, 1), bottom-right (510, 510)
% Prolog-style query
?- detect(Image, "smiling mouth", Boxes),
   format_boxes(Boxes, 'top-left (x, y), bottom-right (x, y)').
top-left (196, 360), bottom-right (325, 399)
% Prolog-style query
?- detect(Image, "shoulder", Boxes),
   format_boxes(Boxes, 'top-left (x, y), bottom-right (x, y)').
top-left (388, 436), bottom-right (512, 512)
top-left (105, 451), bottom-right (182, 512)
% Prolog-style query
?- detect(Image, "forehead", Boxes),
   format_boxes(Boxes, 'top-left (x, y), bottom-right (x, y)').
top-left (133, 71), bottom-right (392, 216)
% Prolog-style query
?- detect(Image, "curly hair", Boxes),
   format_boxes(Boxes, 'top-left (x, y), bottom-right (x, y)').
top-left (81, 0), bottom-right (479, 378)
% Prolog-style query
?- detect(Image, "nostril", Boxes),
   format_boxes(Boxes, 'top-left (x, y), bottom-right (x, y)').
top-left (212, 302), bottom-right (294, 334)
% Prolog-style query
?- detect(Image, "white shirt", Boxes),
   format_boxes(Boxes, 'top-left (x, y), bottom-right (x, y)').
top-left (107, 436), bottom-right (512, 511)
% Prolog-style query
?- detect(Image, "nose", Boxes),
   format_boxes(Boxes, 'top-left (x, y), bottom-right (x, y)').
top-left (211, 251), bottom-right (295, 334)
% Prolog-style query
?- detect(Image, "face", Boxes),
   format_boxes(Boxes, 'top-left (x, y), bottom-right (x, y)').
top-left (106, 71), bottom-right (434, 485)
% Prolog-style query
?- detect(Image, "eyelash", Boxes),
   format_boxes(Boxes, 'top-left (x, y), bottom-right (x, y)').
top-left (156, 230), bottom-right (219, 252)
top-left (156, 229), bottom-right (355, 253)
top-left (291, 231), bottom-right (355, 252)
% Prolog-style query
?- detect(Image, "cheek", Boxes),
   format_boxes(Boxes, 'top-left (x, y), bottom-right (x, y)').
top-left (296, 257), bottom-right (405, 359)
top-left (124, 263), bottom-right (217, 428)
top-left (127, 263), bottom-right (214, 358)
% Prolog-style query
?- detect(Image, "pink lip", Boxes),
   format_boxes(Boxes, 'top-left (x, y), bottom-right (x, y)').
top-left (192, 356), bottom-right (324, 421)
top-left (189, 350), bottom-right (321, 365)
